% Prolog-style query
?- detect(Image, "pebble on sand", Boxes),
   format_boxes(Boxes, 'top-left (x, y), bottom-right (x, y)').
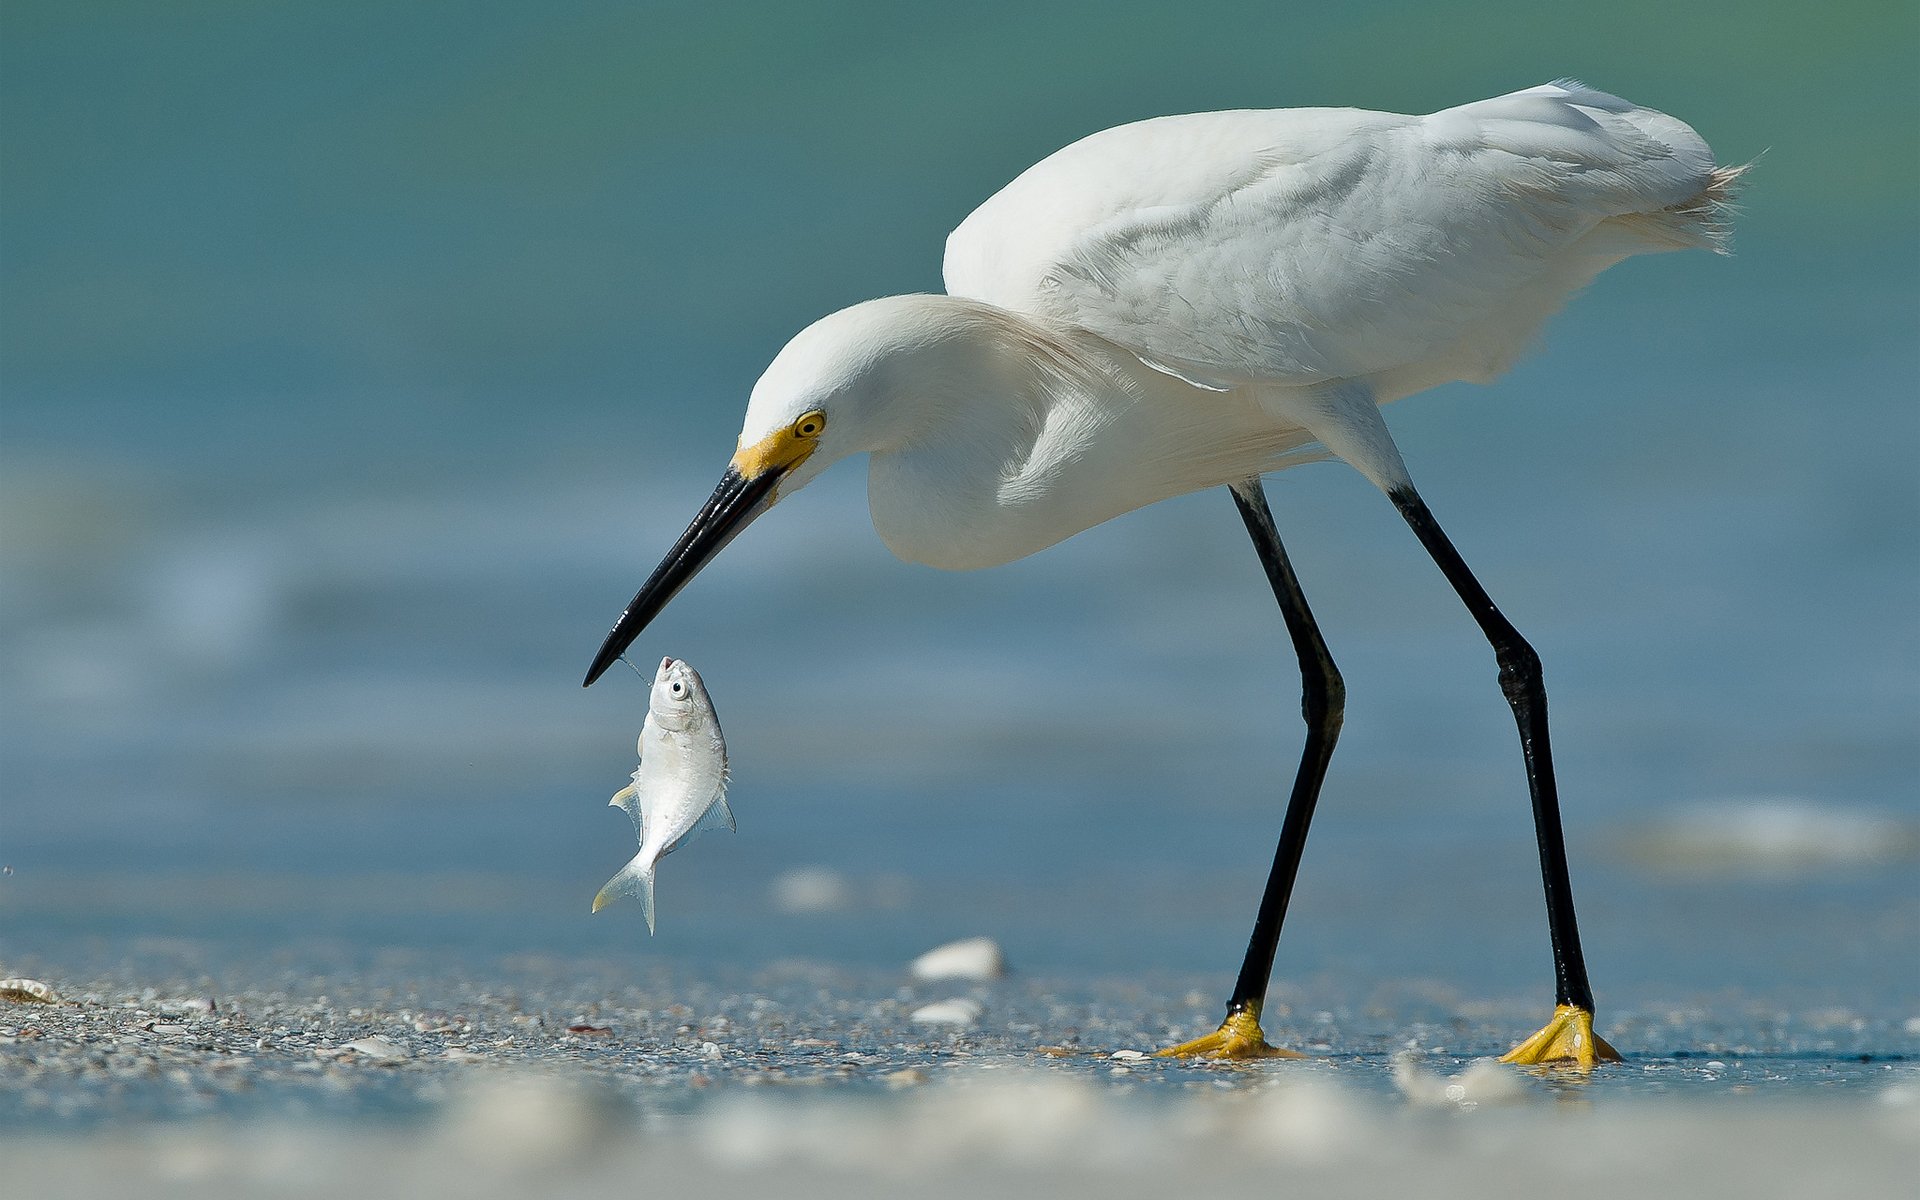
top-left (910, 998), bottom-right (984, 1027)
top-left (909, 937), bottom-right (1006, 982)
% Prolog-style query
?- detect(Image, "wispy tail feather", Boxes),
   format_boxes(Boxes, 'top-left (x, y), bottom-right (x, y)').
top-left (1606, 161), bottom-right (1752, 254)
top-left (1684, 161), bottom-right (1751, 253)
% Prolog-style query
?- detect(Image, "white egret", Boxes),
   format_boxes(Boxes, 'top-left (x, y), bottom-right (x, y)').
top-left (584, 81), bottom-right (1742, 1066)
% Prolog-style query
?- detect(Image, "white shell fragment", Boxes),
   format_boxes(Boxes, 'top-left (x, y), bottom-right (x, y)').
top-left (910, 998), bottom-right (984, 1027)
top-left (910, 937), bottom-right (1006, 982)
top-left (158, 996), bottom-right (218, 1016)
top-left (0, 978), bottom-right (57, 1004)
top-left (1391, 1053), bottom-right (1530, 1107)
top-left (339, 1035), bottom-right (409, 1060)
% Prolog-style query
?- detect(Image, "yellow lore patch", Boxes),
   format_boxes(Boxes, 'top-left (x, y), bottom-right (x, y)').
top-left (731, 410), bottom-right (825, 480)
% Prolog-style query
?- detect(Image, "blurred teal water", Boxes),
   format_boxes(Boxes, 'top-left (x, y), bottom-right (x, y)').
top-left (3, 3), bottom-right (1915, 1016)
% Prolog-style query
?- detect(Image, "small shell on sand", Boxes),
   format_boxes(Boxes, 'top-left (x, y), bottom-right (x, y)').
top-left (910, 937), bottom-right (1006, 982)
top-left (0, 979), bottom-right (57, 1004)
top-left (1390, 1053), bottom-right (1530, 1107)
top-left (910, 997), bottom-right (984, 1027)
top-left (339, 1036), bottom-right (409, 1060)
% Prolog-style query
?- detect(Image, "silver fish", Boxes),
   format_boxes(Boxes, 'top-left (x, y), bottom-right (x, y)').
top-left (591, 656), bottom-right (733, 932)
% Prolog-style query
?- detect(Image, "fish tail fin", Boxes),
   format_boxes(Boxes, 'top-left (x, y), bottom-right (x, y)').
top-left (591, 855), bottom-right (658, 934)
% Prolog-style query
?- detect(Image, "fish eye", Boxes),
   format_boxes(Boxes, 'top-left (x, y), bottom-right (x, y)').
top-left (669, 681), bottom-right (686, 697)
top-left (793, 410), bottom-right (826, 439)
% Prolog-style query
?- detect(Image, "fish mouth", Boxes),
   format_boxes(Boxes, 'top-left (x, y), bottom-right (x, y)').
top-left (583, 464), bottom-right (783, 686)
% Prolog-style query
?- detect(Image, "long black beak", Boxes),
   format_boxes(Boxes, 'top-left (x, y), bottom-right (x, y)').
top-left (582, 464), bottom-right (783, 686)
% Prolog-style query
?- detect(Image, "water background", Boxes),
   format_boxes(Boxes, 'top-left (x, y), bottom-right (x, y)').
top-left (4, 2), bottom-right (1915, 1022)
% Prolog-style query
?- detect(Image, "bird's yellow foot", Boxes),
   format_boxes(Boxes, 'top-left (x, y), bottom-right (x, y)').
top-left (1155, 1004), bottom-right (1306, 1060)
top-left (1499, 1004), bottom-right (1622, 1069)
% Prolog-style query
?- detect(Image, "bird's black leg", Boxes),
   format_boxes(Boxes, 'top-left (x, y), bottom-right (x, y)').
top-left (1158, 478), bottom-right (1342, 1059)
top-left (1388, 484), bottom-right (1619, 1067)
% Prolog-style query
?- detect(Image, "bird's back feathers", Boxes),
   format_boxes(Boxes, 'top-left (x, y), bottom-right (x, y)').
top-left (945, 82), bottom-right (1739, 393)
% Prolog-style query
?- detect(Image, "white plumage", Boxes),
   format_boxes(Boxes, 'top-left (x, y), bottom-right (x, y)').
top-left (946, 81), bottom-right (1735, 395)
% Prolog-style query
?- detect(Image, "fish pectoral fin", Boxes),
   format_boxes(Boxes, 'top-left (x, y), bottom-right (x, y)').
top-left (662, 794), bottom-right (738, 858)
top-left (591, 856), bottom-right (658, 934)
top-left (693, 793), bottom-right (737, 837)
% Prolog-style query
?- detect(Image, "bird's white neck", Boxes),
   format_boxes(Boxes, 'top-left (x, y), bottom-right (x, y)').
top-left (865, 303), bottom-right (1315, 570)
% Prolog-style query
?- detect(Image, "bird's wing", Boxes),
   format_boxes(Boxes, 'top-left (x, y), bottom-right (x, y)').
top-left (945, 82), bottom-right (1720, 387)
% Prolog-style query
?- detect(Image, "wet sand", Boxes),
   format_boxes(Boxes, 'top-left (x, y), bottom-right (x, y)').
top-left (4, 949), bottom-right (1914, 1199)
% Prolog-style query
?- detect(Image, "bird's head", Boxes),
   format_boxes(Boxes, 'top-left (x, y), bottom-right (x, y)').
top-left (584, 296), bottom-right (981, 685)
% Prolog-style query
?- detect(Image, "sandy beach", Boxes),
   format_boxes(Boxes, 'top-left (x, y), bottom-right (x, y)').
top-left (5, 947), bottom-right (1916, 1199)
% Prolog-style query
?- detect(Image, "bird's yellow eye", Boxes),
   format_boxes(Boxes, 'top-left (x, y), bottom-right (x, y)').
top-left (794, 411), bottom-right (826, 439)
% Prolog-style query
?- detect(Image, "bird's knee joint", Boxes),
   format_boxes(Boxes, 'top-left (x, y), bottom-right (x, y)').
top-left (1301, 699), bottom-right (1344, 733)
top-left (1495, 640), bottom-right (1542, 699)
top-left (1302, 669), bottom-right (1346, 731)
top-left (1324, 674), bottom-right (1347, 723)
